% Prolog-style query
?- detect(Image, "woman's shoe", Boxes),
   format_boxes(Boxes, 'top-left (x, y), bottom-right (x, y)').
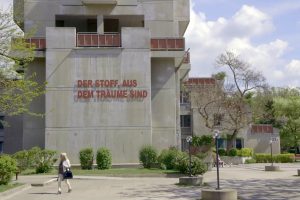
top-left (68, 189), bottom-right (72, 193)
top-left (57, 191), bottom-right (62, 194)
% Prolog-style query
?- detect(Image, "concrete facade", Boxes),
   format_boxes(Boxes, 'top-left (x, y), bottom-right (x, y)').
top-left (6, 0), bottom-right (191, 164)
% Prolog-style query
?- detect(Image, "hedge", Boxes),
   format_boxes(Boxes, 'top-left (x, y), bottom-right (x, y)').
top-left (139, 146), bottom-right (157, 168)
top-left (79, 148), bottom-right (94, 170)
top-left (255, 154), bottom-right (294, 163)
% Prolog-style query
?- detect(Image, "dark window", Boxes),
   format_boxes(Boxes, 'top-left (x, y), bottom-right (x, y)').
top-left (104, 19), bottom-right (119, 33)
top-left (0, 142), bottom-right (3, 153)
top-left (0, 116), bottom-right (4, 129)
top-left (180, 115), bottom-right (191, 128)
top-left (56, 20), bottom-right (65, 27)
top-left (217, 138), bottom-right (226, 149)
top-left (87, 19), bottom-right (97, 32)
top-left (235, 138), bottom-right (243, 149)
top-left (180, 92), bottom-right (189, 104)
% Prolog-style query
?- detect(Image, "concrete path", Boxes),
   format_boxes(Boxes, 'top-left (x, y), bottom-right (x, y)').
top-left (3, 163), bottom-right (300, 200)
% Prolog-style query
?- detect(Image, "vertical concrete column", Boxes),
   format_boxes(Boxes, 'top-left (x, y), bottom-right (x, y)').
top-left (97, 15), bottom-right (104, 34)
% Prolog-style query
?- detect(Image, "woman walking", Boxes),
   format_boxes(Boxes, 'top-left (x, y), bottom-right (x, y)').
top-left (57, 153), bottom-right (72, 194)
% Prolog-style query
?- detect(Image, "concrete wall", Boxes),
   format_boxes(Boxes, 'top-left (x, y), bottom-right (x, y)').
top-left (23, 58), bottom-right (46, 150)
top-left (45, 27), bottom-right (152, 163)
top-left (151, 58), bottom-right (177, 151)
top-left (3, 116), bottom-right (24, 154)
top-left (243, 129), bottom-right (281, 154)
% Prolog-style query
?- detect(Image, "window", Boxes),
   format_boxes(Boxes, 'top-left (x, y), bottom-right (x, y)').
top-left (0, 142), bottom-right (3, 153)
top-left (213, 113), bottom-right (223, 126)
top-left (235, 138), bottom-right (243, 149)
top-left (0, 116), bottom-right (4, 129)
top-left (180, 92), bottom-right (189, 104)
top-left (104, 19), bottom-right (119, 33)
top-left (180, 115), bottom-right (191, 128)
top-left (217, 138), bottom-right (226, 149)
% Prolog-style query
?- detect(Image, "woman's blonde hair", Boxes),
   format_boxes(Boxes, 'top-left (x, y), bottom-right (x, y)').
top-left (60, 153), bottom-right (69, 162)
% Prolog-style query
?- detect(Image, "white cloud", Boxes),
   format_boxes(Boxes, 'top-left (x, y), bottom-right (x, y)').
top-left (286, 60), bottom-right (300, 75)
top-left (185, 2), bottom-right (297, 87)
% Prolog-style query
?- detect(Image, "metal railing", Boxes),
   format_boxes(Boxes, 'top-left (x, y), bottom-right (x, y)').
top-left (76, 32), bottom-right (121, 47)
top-left (25, 38), bottom-right (46, 50)
top-left (151, 38), bottom-right (185, 51)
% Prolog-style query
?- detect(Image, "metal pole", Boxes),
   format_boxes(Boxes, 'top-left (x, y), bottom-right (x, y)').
top-left (216, 137), bottom-right (220, 190)
top-left (188, 141), bottom-right (192, 177)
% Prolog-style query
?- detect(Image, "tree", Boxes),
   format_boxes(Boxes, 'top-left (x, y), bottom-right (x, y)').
top-left (190, 51), bottom-right (267, 150)
top-left (215, 51), bottom-right (268, 150)
top-left (0, 8), bottom-right (44, 119)
top-left (274, 96), bottom-right (300, 154)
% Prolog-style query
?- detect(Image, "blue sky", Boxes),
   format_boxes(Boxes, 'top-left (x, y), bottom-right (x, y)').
top-left (186, 0), bottom-right (300, 87)
top-left (1, 0), bottom-right (300, 86)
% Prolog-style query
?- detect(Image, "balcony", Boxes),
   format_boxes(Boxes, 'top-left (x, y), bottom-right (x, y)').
top-left (76, 33), bottom-right (121, 47)
top-left (151, 38), bottom-right (185, 51)
top-left (25, 38), bottom-right (46, 50)
top-left (82, 0), bottom-right (117, 4)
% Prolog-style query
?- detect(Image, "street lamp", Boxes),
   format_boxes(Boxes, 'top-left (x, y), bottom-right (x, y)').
top-left (186, 136), bottom-right (193, 177)
top-left (269, 139), bottom-right (273, 166)
top-left (214, 129), bottom-right (221, 190)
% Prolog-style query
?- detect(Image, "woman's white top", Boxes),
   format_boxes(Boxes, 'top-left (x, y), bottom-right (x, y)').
top-left (62, 159), bottom-right (71, 172)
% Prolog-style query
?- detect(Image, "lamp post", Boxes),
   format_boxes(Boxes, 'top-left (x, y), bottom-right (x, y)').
top-left (186, 136), bottom-right (193, 177)
top-left (214, 129), bottom-right (221, 190)
top-left (270, 140), bottom-right (273, 167)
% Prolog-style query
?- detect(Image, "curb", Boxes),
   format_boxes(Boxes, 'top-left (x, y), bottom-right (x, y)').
top-left (31, 178), bottom-right (57, 187)
top-left (0, 184), bottom-right (31, 200)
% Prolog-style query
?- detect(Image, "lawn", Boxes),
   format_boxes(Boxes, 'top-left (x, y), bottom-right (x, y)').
top-left (0, 183), bottom-right (24, 193)
top-left (21, 168), bottom-right (181, 177)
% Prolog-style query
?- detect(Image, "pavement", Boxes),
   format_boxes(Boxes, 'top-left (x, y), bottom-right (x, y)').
top-left (1, 163), bottom-right (300, 200)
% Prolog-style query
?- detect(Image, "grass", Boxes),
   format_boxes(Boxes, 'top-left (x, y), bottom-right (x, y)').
top-left (0, 183), bottom-right (24, 193)
top-left (21, 168), bottom-right (182, 177)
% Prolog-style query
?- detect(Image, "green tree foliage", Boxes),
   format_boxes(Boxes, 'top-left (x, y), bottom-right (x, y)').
top-left (0, 155), bottom-right (17, 185)
top-left (273, 96), bottom-right (300, 152)
top-left (0, 8), bottom-right (44, 118)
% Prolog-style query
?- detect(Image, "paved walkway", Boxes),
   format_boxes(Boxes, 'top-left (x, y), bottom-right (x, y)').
top-left (3, 163), bottom-right (300, 200)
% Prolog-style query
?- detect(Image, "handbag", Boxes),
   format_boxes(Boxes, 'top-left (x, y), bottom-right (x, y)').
top-left (63, 168), bottom-right (73, 179)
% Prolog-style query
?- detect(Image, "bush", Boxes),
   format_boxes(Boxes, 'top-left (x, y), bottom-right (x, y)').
top-left (218, 148), bottom-right (226, 156)
top-left (274, 154), bottom-right (295, 163)
top-left (228, 148), bottom-right (238, 157)
top-left (139, 146), bottom-right (157, 168)
top-left (13, 150), bottom-right (31, 172)
top-left (245, 158), bottom-right (256, 164)
top-left (33, 148), bottom-right (57, 173)
top-left (96, 148), bottom-right (112, 170)
top-left (237, 148), bottom-right (253, 157)
top-left (79, 148), bottom-right (94, 170)
top-left (255, 153), bottom-right (294, 163)
top-left (175, 153), bottom-right (207, 175)
top-left (0, 155), bottom-right (17, 185)
top-left (158, 148), bottom-right (181, 170)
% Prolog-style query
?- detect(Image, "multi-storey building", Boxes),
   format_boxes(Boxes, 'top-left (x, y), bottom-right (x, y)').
top-left (180, 77), bottom-right (281, 154)
top-left (4, 0), bottom-right (191, 164)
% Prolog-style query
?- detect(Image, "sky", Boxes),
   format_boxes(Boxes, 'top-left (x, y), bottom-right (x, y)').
top-left (185, 0), bottom-right (300, 87)
top-left (1, 0), bottom-right (300, 87)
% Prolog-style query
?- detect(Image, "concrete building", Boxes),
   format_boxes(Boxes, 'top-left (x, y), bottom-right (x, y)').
top-left (4, 0), bottom-right (191, 164)
top-left (180, 77), bottom-right (280, 154)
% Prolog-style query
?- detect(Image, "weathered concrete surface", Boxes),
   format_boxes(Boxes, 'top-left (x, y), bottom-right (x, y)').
top-left (201, 189), bottom-right (237, 200)
top-left (179, 176), bottom-right (203, 186)
top-left (5, 164), bottom-right (300, 200)
top-left (265, 165), bottom-right (280, 171)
